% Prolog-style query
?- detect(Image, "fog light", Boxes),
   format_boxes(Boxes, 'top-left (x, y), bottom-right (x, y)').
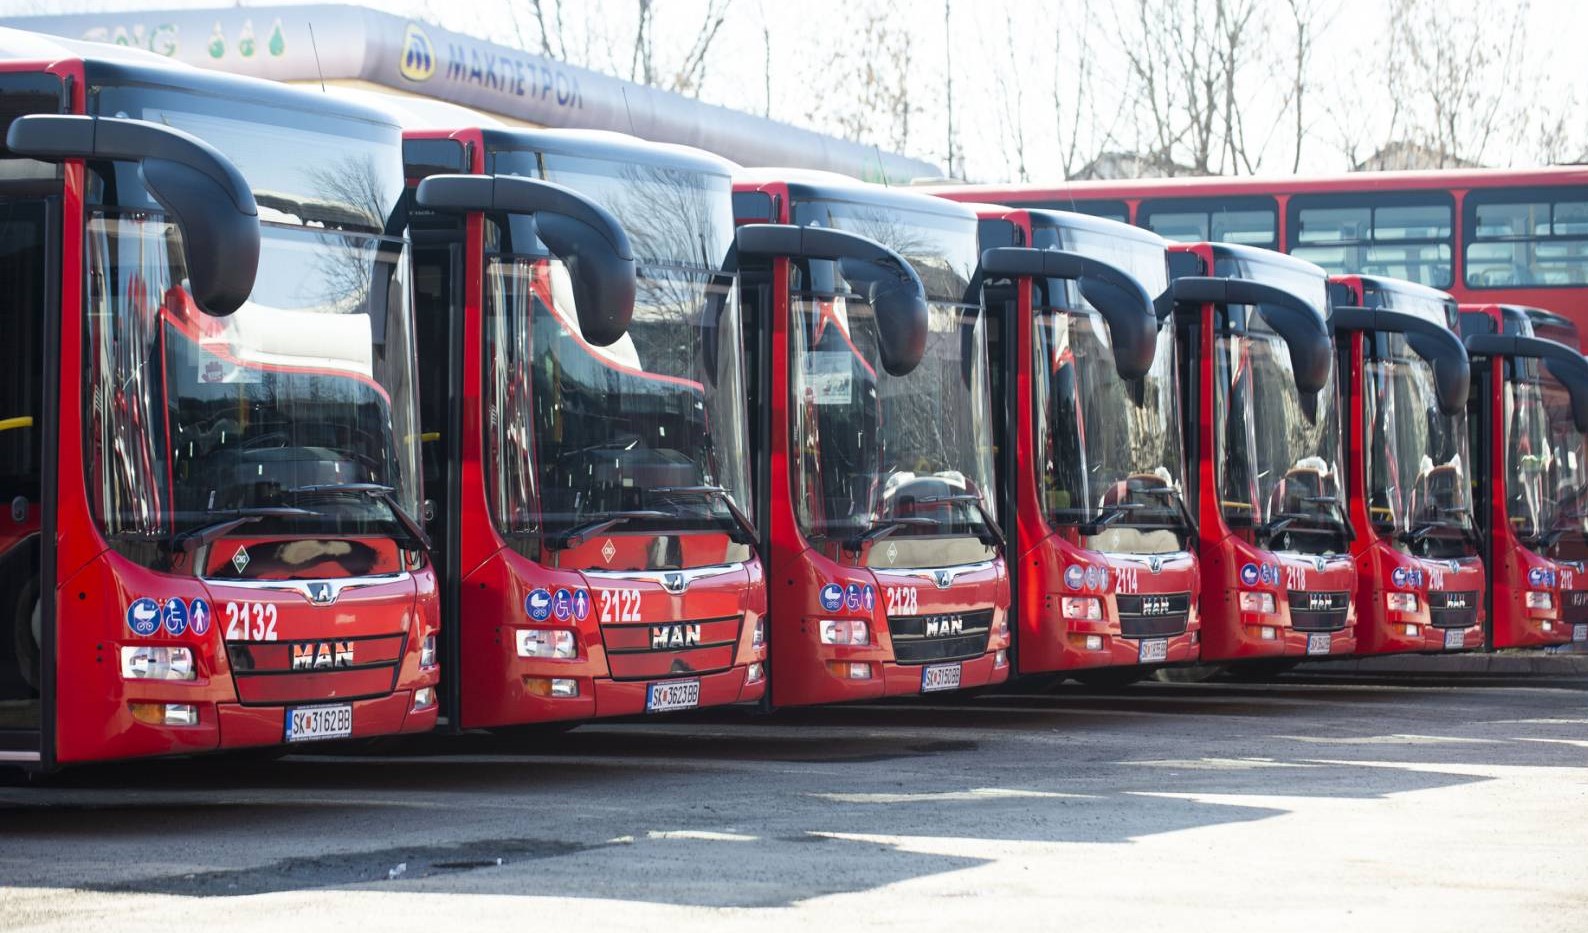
top-left (1542, 619), bottom-right (1554, 632)
top-left (1084, 634), bottom-right (1104, 650)
top-left (129, 702), bottom-right (198, 726)
top-left (1239, 591), bottom-right (1276, 614)
top-left (1062, 597), bottom-right (1102, 620)
top-left (1190, 630), bottom-right (1199, 645)
top-left (819, 619), bottom-right (869, 645)
top-left (517, 628), bottom-right (577, 659)
top-left (994, 649), bottom-right (1008, 668)
top-left (1386, 592), bottom-right (1419, 613)
top-left (1259, 626), bottom-right (1278, 640)
top-left (1404, 623), bottom-right (1419, 637)
top-left (1525, 591), bottom-right (1555, 611)
top-left (523, 676), bottom-right (580, 698)
top-left (120, 645), bottom-right (195, 681)
top-left (419, 633), bottom-right (438, 670)
top-left (745, 661), bottom-right (764, 684)
top-left (995, 617), bottom-right (1010, 639)
top-left (752, 618), bottom-right (767, 650)
top-left (412, 686), bottom-right (436, 711)
top-left (827, 661), bottom-right (872, 680)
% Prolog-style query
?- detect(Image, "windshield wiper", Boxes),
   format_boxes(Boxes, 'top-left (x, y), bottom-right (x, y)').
top-left (170, 507), bottom-right (321, 554)
top-left (1077, 501), bottom-right (1146, 536)
top-left (651, 485), bottom-right (758, 545)
top-left (843, 516), bottom-right (941, 553)
top-left (911, 493), bottom-right (1005, 548)
top-left (545, 510), bottom-right (672, 550)
top-left (289, 482), bottom-right (431, 549)
top-left (1138, 487), bottom-right (1198, 534)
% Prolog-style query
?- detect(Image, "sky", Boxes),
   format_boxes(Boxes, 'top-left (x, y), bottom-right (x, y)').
top-left (1, 0), bottom-right (1584, 183)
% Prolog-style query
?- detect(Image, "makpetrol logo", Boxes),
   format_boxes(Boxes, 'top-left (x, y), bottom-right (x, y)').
top-left (400, 23), bottom-right (436, 82)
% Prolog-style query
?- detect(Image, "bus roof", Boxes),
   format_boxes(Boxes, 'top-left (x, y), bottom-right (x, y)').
top-left (479, 127), bottom-right (738, 179)
top-left (736, 167), bottom-right (977, 222)
top-left (1336, 274), bottom-right (1454, 305)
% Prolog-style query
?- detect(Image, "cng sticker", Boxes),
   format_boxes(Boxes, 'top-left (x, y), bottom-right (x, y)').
top-left (126, 598), bottom-right (161, 637)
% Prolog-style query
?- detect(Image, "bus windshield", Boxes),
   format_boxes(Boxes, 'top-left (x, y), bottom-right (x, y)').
top-left (1541, 364), bottom-right (1588, 559)
top-left (1213, 259), bottom-right (1349, 554)
top-left (86, 219), bottom-right (422, 556)
top-left (480, 154), bottom-right (751, 561)
top-left (1033, 228), bottom-right (1188, 554)
top-left (1364, 294), bottom-right (1475, 557)
top-left (788, 200), bottom-right (997, 567)
top-left (1506, 359), bottom-right (1565, 551)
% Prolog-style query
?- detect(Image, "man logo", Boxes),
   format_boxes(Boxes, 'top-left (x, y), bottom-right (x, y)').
top-left (1313, 557), bottom-right (1327, 573)
top-left (923, 616), bottom-right (964, 638)
top-left (1307, 592), bottom-right (1332, 612)
top-left (307, 581), bottom-right (336, 605)
top-left (1147, 556), bottom-right (1163, 574)
top-left (400, 23), bottom-right (435, 82)
top-left (291, 640), bottom-right (354, 671)
top-left (650, 624), bottom-right (701, 650)
top-left (1140, 596), bottom-right (1172, 617)
top-left (932, 570), bottom-right (954, 589)
top-left (662, 572), bottom-right (686, 594)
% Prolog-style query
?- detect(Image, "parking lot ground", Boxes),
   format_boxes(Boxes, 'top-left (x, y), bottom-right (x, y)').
top-left (2, 674), bottom-right (1587, 932)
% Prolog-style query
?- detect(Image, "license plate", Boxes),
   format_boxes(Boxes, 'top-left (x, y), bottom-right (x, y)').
top-left (645, 678), bottom-right (701, 713)
top-left (920, 662), bottom-right (962, 693)
top-left (1445, 627), bottom-right (1467, 650)
top-left (1138, 638), bottom-right (1169, 663)
top-left (283, 704), bottom-right (352, 743)
top-left (1306, 632), bottom-right (1332, 656)
top-left (1574, 623), bottom-right (1587, 643)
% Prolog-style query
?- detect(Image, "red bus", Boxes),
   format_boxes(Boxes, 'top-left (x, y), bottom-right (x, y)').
top-left (402, 126), bottom-right (770, 726)
top-left (971, 205), bottom-right (1201, 685)
top-left (733, 173), bottom-right (1011, 704)
top-left (1522, 310), bottom-right (1588, 643)
top-left (1459, 304), bottom-right (1588, 647)
top-left (0, 38), bottom-right (439, 769)
top-left (926, 167), bottom-right (1588, 352)
top-left (1328, 275), bottom-right (1486, 654)
top-left (1167, 243), bottom-right (1357, 668)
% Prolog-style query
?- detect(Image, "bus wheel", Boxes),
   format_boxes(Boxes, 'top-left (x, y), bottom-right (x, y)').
top-left (12, 576), bottom-right (39, 693)
top-left (1070, 668), bottom-right (1146, 690)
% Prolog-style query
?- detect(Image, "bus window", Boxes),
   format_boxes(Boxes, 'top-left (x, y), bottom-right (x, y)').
top-left (1139, 197), bottom-right (1276, 248)
top-left (1465, 187), bottom-right (1588, 288)
top-left (1288, 193), bottom-right (1453, 287)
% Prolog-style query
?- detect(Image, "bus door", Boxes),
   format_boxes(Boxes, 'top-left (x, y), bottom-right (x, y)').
top-left (0, 183), bottom-right (58, 763)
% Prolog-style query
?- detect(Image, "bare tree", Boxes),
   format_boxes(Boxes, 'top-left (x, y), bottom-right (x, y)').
top-left (802, 0), bottom-right (915, 158)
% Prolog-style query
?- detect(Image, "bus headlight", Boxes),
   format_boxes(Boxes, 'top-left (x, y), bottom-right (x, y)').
top-left (752, 618), bottom-right (767, 650)
top-left (517, 629), bottom-right (577, 659)
top-left (1385, 593), bottom-right (1419, 613)
top-left (819, 619), bottom-right (869, 645)
top-left (419, 633), bottom-right (438, 670)
top-left (1238, 591), bottom-right (1276, 615)
top-left (120, 645), bottom-right (195, 681)
top-left (1525, 591), bottom-right (1555, 611)
top-left (1061, 597), bottom-right (1102, 620)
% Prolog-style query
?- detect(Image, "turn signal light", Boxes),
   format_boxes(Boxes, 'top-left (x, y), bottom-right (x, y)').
top-left (1083, 635), bottom-right (1104, 650)
top-left (129, 702), bottom-right (198, 726)
top-left (826, 661), bottom-right (872, 680)
top-left (523, 676), bottom-right (580, 698)
top-left (745, 662), bottom-right (765, 684)
top-left (412, 686), bottom-right (436, 711)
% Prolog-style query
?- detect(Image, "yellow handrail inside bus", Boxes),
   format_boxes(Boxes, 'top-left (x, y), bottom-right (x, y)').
top-left (0, 416), bottom-right (34, 433)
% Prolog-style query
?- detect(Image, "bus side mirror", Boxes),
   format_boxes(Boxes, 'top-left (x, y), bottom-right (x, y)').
top-left (737, 224), bottom-right (928, 376)
top-left (1173, 276), bottom-right (1333, 395)
top-left (416, 173), bottom-right (636, 347)
top-left (1331, 306), bottom-right (1470, 416)
top-left (1467, 333), bottom-right (1588, 432)
top-left (980, 248), bottom-right (1159, 382)
top-left (7, 114), bottom-right (260, 316)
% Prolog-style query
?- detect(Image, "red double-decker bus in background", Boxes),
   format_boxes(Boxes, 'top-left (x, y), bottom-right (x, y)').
top-left (1168, 243), bottom-right (1357, 671)
top-left (969, 205), bottom-right (1202, 686)
top-left (1522, 309), bottom-right (1588, 643)
top-left (0, 34), bottom-right (438, 769)
top-left (402, 126), bottom-right (771, 726)
top-left (1459, 305), bottom-right (1588, 648)
top-left (923, 167), bottom-right (1588, 352)
top-left (1328, 275), bottom-right (1486, 654)
top-left (733, 173), bottom-right (1011, 705)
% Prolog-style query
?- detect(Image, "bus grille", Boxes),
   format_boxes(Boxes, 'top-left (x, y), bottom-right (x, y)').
top-left (1115, 593), bottom-right (1191, 638)
top-left (226, 633), bottom-right (406, 706)
top-left (1427, 590), bottom-right (1480, 628)
top-left (599, 615), bottom-right (741, 681)
top-left (888, 609), bottom-right (994, 664)
top-left (1287, 591), bottom-right (1351, 631)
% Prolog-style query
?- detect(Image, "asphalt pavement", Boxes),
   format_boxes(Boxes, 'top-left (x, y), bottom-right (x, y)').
top-left (2, 673), bottom-right (1586, 932)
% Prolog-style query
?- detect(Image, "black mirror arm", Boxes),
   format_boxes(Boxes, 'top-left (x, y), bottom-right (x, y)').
top-left (415, 174), bottom-right (633, 261)
top-left (1467, 334), bottom-right (1588, 432)
top-left (1333, 305), bottom-right (1471, 414)
top-left (1173, 275), bottom-right (1332, 395)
